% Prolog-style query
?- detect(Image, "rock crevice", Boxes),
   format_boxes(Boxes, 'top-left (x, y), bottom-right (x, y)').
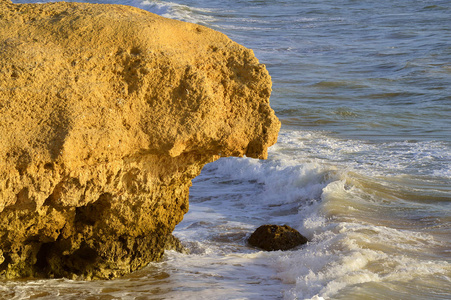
top-left (0, 0), bottom-right (280, 279)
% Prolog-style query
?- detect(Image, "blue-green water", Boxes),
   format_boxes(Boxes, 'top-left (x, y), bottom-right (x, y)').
top-left (3, 0), bottom-right (451, 299)
top-left (202, 0), bottom-right (451, 141)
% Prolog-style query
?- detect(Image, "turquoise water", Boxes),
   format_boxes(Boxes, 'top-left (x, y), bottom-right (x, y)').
top-left (4, 0), bottom-right (451, 299)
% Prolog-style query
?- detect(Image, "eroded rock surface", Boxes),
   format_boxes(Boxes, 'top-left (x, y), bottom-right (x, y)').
top-left (0, 0), bottom-right (280, 279)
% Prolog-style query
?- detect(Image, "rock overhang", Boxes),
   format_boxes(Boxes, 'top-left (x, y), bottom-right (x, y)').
top-left (0, 0), bottom-right (280, 279)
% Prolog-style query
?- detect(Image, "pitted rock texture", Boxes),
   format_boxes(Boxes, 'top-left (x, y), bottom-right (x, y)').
top-left (0, 0), bottom-right (280, 279)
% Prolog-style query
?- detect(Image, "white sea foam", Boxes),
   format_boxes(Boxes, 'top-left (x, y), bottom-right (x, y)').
top-left (273, 129), bottom-right (451, 179)
top-left (140, 0), bottom-right (216, 25)
top-left (275, 220), bottom-right (451, 299)
top-left (173, 130), bottom-right (451, 299)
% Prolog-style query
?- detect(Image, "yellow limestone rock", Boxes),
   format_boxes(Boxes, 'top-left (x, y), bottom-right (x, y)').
top-left (0, 0), bottom-right (280, 279)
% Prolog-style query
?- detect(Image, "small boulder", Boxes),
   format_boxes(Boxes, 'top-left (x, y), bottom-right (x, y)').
top-left (248, 224), bottom-right (308, 251)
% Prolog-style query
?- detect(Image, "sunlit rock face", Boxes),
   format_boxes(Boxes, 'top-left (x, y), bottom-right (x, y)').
top-left (0, 0), bottom-right (280, 279)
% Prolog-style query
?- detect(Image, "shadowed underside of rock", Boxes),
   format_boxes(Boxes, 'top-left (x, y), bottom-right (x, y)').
top-left (0, 0), bottom-right (280, 279)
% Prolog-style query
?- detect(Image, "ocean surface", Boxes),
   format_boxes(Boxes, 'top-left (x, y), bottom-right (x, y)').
top-left (3, 0), bottom-right (451, 299)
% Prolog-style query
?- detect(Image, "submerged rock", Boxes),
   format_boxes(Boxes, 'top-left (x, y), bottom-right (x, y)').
top-left (0, 0), bottom-right (280, 279)
top-left (248, 225), bottom-right (308, 251)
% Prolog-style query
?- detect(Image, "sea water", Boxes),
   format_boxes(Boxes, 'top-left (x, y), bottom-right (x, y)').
top-left (3, 0), bottom-right (451, 299)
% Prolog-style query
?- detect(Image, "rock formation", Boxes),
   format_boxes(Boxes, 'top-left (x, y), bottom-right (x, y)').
top-left (0, 0), bottom-right (280, 279)
top-left (248, 225), bottom-right (308, 251)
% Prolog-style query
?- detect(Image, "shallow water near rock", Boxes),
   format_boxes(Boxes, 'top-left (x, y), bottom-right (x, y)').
top-left (4, 0), bottom-right (451, 299)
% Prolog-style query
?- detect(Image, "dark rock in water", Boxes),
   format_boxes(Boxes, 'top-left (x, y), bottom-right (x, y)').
top-left (248, 225), bottom-right (308, 251)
